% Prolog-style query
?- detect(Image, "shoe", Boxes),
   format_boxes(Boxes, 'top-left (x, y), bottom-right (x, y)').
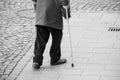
top-left (32, 62), bottom-right (41, 69)
top-left (51, 58), bottom-right (67, 65)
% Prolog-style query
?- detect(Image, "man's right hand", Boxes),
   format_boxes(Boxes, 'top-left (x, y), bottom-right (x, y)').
top-left (61, 0), bottom-right (70, 6)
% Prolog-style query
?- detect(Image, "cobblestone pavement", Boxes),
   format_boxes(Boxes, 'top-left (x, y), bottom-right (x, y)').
top-left (0, 0), bottom-right (120, 80)
top-left (71, 0), bottom-right (120, 13)
top-left (0, 0), bottom-right (35, 80)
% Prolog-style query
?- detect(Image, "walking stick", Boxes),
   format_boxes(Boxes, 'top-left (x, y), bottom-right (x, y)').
top-left (64, 6), bottom-right (74, 67)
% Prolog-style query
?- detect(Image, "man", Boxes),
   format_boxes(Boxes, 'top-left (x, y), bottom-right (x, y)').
top-left (32, 0), bottom-right (70, 69)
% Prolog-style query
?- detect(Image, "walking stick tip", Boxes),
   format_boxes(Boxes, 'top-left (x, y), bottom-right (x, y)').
top-left (71, 63), bottom-right (74, 67)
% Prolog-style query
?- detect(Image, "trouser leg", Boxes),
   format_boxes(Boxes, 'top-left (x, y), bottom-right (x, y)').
top-left (49, 28), bottom-right (63, 64)
top-left (33, 25), bottom-right (50, 65)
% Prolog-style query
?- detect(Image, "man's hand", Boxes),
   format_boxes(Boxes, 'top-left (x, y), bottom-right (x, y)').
top-left (61, 0), bottom-right (70, 6)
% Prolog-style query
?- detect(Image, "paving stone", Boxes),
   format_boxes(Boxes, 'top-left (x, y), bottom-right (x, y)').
top-left (105, 64), bottom-right (120, 71)
top-left (101, 76), bottom-right (120, 80)
top-left (3, 61), bottom-right (11, 67)
top-left (8, 61), bottom-right (18, 69)
top-left (6, 75), bottom-right (17, 80)
top-left (0, 75), bottom-right (9, 80)
top-left (0, 53), bottom-right (2, 57)
top-left (13, 56), bottom-right (22, 62)
top-left (4, 69), bottom-right (13, 75)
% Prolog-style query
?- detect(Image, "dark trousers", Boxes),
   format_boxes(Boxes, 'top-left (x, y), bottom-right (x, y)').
top-left (33, 25), bottom-right (63, 65)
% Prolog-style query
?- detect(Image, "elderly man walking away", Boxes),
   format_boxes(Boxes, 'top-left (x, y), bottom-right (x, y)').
top-left (32, 0), bottom-right (70, 69)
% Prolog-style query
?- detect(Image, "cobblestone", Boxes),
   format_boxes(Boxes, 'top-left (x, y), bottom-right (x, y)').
top-left (71, 0), bottom-right (120, 13)
top-left (0, 0), bottom-right (35, 79)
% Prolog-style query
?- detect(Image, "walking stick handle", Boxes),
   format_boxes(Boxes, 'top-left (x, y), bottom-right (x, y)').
top-left (64, 6), bottom-right (69, 23)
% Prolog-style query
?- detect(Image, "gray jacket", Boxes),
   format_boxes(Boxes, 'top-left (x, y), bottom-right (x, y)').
top-left (34, 0), bottom-right (63, 30)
